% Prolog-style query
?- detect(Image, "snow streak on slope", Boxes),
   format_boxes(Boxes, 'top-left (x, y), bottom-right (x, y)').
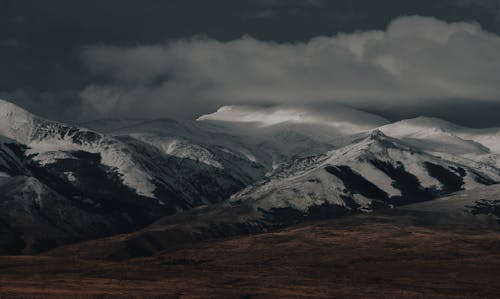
top-left (129, 134), bottom-right (223, 169)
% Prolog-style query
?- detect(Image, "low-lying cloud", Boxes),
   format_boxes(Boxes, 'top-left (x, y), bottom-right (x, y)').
top-left (79, 15), bottom-right (500, 120)
top-left (197, 104), bottom-right (389, 133)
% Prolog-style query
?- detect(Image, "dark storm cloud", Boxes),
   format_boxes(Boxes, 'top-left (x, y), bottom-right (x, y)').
top-left (2, 0), bottom-right (500, 125)
top-left (78, 16), bottom-right (500, 120)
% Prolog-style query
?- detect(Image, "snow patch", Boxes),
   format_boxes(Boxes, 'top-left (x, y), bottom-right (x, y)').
top-left (130, 134), bottom-right (223, 169)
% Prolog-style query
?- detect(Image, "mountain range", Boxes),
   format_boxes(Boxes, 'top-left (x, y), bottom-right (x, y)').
top-left (1, 99), bottom-right (500, 255)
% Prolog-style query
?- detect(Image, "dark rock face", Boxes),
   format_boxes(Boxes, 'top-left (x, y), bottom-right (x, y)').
top-left (325, 165), bottom-right (389, 201)
top-left (370, 159), bottom-right (435, 205)
top-left (325, 162), bottom-right (432, 209)
top-left (0, 142), bottom-right (30, 176)
top-left (466, 199), bottom-right (500, 222)
top-left (423, 162), bottom-right (464, 193)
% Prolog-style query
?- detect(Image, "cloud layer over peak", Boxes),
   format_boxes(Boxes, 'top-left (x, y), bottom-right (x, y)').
top-left (197, 105), bottom-right (388, 133)
top-left (79, 15), bottom-right (500, 120)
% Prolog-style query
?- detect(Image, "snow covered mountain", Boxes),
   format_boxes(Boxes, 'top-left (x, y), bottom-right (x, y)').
top-left (231, 129), bottom-right (500, 217)
top-left (2, 99), bottom-right (500, 254)
top-left (0, 100), bottom-right (266, 203)
top-left (219, 112), bottom-right (500, 220)
top-left (0, 100), bottom-right (267, 253)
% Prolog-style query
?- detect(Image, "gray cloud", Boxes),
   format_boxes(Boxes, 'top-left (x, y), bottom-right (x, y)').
top-left (78, 16), bottom-right (500, 120)
top-left (0, 89), bottom-right (84, 122)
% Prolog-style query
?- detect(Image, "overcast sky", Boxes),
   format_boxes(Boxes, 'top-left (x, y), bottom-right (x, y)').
top-left (2, 0), bottom-right (500, 127)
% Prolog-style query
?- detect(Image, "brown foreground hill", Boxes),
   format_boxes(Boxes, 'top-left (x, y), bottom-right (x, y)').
top-left (1, 209), bottom-right (500, 299)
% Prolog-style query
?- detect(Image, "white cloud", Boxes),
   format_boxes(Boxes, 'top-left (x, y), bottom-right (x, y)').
top-left (79, 16), bottom-right (500, 119)
top-left (197, 104), bottom-right (389, 133)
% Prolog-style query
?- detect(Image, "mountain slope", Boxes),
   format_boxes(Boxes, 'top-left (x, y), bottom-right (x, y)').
top-left (0, 175), bottom-right (124, 254)
top-left (231, 130), bottom-right (500, 217)
top-left (0, 100), bottom-right (268, 253)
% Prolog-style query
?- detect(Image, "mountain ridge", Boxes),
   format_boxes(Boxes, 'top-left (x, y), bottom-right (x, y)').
top-left (1, 99), bottom-right (500, 254)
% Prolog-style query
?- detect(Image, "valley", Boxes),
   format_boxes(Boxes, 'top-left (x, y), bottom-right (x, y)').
top-left (2, 207), bottom-right (500, 298)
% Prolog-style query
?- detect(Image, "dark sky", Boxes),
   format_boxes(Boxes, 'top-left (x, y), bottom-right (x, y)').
top-left (2, 0), bottom-right (500, 127)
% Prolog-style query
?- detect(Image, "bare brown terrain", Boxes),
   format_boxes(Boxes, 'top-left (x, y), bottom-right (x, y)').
top-left (1, 211), bottom-right (500, 299)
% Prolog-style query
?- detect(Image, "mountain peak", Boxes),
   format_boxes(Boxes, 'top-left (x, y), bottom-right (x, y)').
top-left (0, 99), bottom-right (33, 119)
top-left (369, 129), bottom-right (387, 139)
top-left (0, 99), bottom-right (37, 144)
